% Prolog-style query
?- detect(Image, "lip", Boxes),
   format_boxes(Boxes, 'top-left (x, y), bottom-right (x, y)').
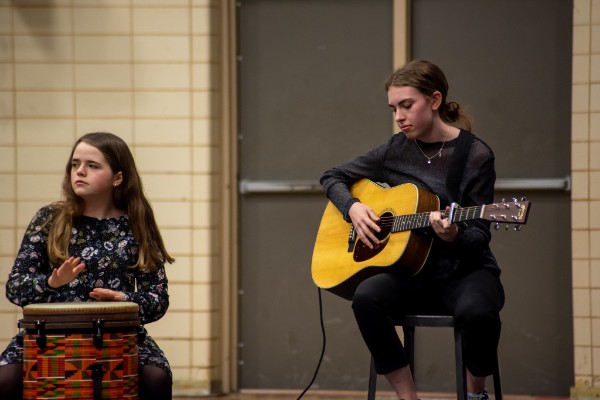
top-left (400, 125), bottom-right (411, 132)
top-left (73, 180), bottom-right (87, 186)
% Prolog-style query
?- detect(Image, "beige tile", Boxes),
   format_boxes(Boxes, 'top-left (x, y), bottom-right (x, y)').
top-left (134, 91), bottom-right (190, 118)
top-left (573, 201), bottom-right (590, 229)
top-left (0, 119), bottom-right (14, 145)
top-left (591, 142), bottom-right (600, 170)
top-left (192, 201), bottom-right (212, 228)
top-left (144, 173), bottom-right (192, 200)
top-left (593, 347), bottom-right (600, 377)
top-left (192, 174), bottom-right (215, 201)
top-left (16, 173), bottom-right (62, 200)
top-left (574, 25), bottom-right (591, 54)
top-left (0, 146), bottom-right (14, 172)
top-left (132, 0), bottom-right (189, 5)
top-left (0, 36), bottom-right (12, 62)
top-left (133, 8), bottom-right (189, 34)
top-left (13, 7), bottom-right (72, 35)
top-left (572, 54), bottom-right (590, 84)
top-left (593, 317), bottom-right (600, 346)
top-left (590, 112), bottom-right (600, 141)
top-left (133, 64), bottom-right (190, 90)
top-left (76, 119), bottom-right (133, 142)
top-left (572, 171), bottom-right (590, 199)
top-left (593, 0), bottom-right (600, 23)
top-left (14, 36), bottom-right (72, 62)
top-left (574, 287), bottom-right (591, 316)
top-left (133, 36), bottom-right (189, 62)
top-left (575, 0), bottom-right (592, 25)
top-left (593, 26), bottom-right (600, 53)
top-left (573, 83), bottom-right (590, 113)
top-left (134, 119), bottom-right (191, 145)
top-left (17, 201), bottom-right (49, 227)
top-left (0, 7), bottom-right (10, 35)
top-left (591, 171), bottom-right (600, 198)
top-left (169, 283), bottom-right (192, 310)
top-left (592, 289), bottom-right (600, 316)
top-left (0, 63), bottom-right (13, 89)
top-left (147, 311), bottom-right (190, 338)
top-left (192, 91), bottom-right (218, 118)
top-left (192, 339), bottom-right (211, 366)
top-left (192, 35), bottom-right (219, 62)
top-left (75, 0), bottom-right (130, 5)
top-left (575, 317), bottom-right (592, 345)
top-left (158, 339), bottom-right (191, 368)
top-left (0, 175), bottom-right (15, 200)
top-left (193, 227), bottom-right (216, 255)
top-left (0, 201), bottom-right (16, 227)
top-left (0, 228), bottom-right (15, 254)
top-left (574, 346), bottom-right (592, 376)
top-left (573, 141), bottom-right (590, 170)
top-left (592, 54), bottom-right (600, 82)
top-left (73, 7), bottom-right (131, 34)
top-left (591, 201), bottom-right (600, 229)
top-left (591, 83), bottom-right (600, 111)
top-left (193, 118), bottom-right (220, 146)
top-left (192, 283), bottom-right (211, 310)
top-left (192, 256), bottom-right (218, 283)
top-left (572, 113), bottom-right (590, 141)
top-left (153, 201), bottom-right (192, 228)
top-left (0, 311), bottom-right (18, 339)
top-left (591, 230), bottom-right (600, 258)
top-left (191, 311), bottom-right (212, 339)
top-left (16, 119), bottom-right (75, 145)
top-left (166, 256), bottom-right (192, 282)
top-left (192, 7), bottom-right (218, 35)
top-left (0, 91), bottom-right (14, 117)
top-left (15, 64), bottom-right (73, 90)
top-left (160, 228), bottom-right (192, 255)
top-left (193, 146), bottom-right (220, 174)
top-left (17, 145), bottom-right (70, 173)
top-left (74, 36), bottom-right (132, 62)
top-left (76, 92), bottom-right (132, 117)
top-left (192, 63), bottom-right (219, 90)
top-left (573, 229), bottom-right (591, 259)
top-left (188, 366), bottom-right (210, 384)
top-left (136, 146), bottom-right (191, 173)
top-left (0, 256), bottom-right (16, 284)
top-left (16, 91), bottom-right (73, 117)
top-left (75, 64), bottom-right (132, 90)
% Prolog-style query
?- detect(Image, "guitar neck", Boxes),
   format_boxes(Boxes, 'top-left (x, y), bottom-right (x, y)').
top-left (390, 205), bottom-right (483, 232)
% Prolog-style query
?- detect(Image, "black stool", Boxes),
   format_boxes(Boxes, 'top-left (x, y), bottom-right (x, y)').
top-left (367, 314), bottom-right (502, 400)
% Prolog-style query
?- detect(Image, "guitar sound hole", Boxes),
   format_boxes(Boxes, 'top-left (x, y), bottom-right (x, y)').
top-left (353, 211), bottom-right (393, 262)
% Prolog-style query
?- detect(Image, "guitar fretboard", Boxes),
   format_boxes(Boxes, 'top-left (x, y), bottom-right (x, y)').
top-left (390, 206), bottom-right (484, 232)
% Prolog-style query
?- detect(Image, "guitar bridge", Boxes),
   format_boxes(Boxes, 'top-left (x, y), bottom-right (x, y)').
top-left (348, 226), bottom-right (357, 252)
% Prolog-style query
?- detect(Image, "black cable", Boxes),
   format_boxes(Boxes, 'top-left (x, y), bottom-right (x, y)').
top-left (296, 287), bottom-right (326, 400)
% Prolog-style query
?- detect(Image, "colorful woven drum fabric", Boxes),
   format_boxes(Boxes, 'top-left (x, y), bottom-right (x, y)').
top-left (20, 302), bottom-right (141, 400)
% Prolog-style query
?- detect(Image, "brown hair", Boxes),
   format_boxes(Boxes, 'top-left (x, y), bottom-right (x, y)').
top-left (47, 132), bottom-right (174, 272)
top-left (385, 60), bottom-right (472, 130)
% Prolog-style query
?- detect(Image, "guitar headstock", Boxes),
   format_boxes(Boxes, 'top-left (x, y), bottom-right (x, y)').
top-left (481, 198), bottom-right (531, 230)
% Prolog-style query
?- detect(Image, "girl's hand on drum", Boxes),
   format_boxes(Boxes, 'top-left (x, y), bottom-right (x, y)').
top-left (89, 288), bottom-right (126, 302)
top-left (48, 256), bottom-right (85, 288)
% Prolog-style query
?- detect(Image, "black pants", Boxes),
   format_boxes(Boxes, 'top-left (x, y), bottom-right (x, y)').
top-left (352, 268), bottom-right (505, 376)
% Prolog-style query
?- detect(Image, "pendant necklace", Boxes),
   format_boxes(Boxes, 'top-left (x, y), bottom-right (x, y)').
top-left (414, 133), bottom-right (448, 164)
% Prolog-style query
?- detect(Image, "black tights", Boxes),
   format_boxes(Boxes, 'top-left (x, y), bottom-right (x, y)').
top-left (0, 363), bottom-right (172, 400)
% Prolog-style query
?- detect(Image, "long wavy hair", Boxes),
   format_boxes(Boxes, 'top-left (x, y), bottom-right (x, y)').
top-left (385, 59), bottom-right (472, 131)
top-left (46, 132), bottom-right (174, 272)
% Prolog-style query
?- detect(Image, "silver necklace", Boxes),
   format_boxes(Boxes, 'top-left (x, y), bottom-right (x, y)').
top-left (414, 133), bottom-right (448, 164)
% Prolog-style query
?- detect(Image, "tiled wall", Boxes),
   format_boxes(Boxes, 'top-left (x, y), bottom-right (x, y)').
top-left (0, 0), bottom-right (227, 394)
top-left (572, 0), bottom-right (600, 394)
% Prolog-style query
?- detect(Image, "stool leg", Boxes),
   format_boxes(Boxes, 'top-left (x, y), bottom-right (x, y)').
top-left (493, 356), bottom-right (502, 400)
top-left (367, 356), bottom-right (377, 400)
top-left (454, 328), bottom-right (467, 400)
top-left (402, 326), bottom-right (416, 376)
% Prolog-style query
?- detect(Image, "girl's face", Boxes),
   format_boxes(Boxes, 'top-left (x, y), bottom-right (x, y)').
top-left (70, 142), bottom-right (122, 201)
top-left (387, 86), bottom-right (439, 141)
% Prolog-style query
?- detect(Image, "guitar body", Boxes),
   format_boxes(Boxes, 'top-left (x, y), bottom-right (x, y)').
top-left (311, 179), bottom-right (440, 300)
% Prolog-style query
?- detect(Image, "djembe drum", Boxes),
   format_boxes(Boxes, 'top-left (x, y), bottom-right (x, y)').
top-left (19, 302), bottom-right (144, 400)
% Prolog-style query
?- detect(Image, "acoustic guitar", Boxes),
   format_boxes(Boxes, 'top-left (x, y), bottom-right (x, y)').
top-left (311, 179), bottom-right (531, 300)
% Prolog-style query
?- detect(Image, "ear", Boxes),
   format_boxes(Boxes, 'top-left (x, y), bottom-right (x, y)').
top-left (430, 91), bottom-right (443, 110)
top-left (113, 171), bottom-right (123, 188)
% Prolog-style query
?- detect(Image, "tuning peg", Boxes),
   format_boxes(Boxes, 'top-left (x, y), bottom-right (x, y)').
top-left (505, 224), bottom-right (509, 230)
top-left (514, 225), bottom-right (522, 231)
top-left (521, 196), bottom-right (528, 201)
top-left (494, 223), bottom-right (500, 231)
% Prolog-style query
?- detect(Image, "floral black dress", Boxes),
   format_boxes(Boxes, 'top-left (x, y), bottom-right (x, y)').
top-left (0, 206), bottom-right (171, 377)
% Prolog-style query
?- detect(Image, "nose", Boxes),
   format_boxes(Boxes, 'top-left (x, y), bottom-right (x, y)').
top-left (75, 164), bottom-right (86, 175)
top-left (394, 109), bottom-right (405, 123)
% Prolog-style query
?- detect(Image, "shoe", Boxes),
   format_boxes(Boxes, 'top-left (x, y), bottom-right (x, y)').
top-left (468, 390), bottom-right (489, 400)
